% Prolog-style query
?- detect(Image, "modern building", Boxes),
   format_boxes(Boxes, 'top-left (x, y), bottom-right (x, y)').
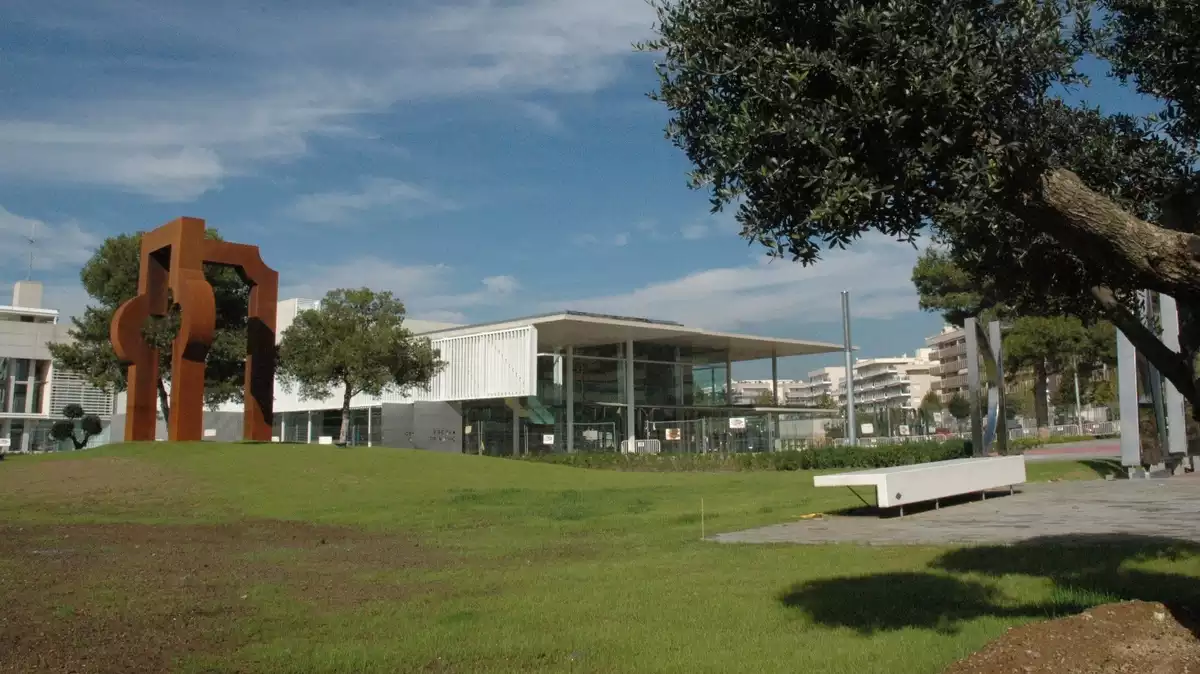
top-left (729, 379), bottom-right (793, 406)
top-left (835, 350), bottom-right (935, 412)
top-left (927, 326), bottom-right (968, 403)
top-left (783, 366), bottom-right (846, 408)
top-left (122, 301), bottom-right (843, 453)
top-left (1, 281), bottom-right (117, 452)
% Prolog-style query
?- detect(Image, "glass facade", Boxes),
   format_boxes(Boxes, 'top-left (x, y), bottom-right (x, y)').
top-left (453, 339), bottom-right (808, 456)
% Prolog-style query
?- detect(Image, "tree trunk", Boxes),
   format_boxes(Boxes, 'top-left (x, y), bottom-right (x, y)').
top-left (339, 383), bottom-right (353, 446)
top-left (1039, 169), bottom-right (1200, 298)
top-left (157, 378), bottom-right (171, 423)
top-left (1033, 169), bottom-right (1200, 418)
top-left (1033, 361), bottom-right (1049, 429)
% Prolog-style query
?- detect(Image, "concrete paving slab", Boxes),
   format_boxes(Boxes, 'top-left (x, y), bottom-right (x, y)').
top-left (713, 477), bottom-right (1200, 546)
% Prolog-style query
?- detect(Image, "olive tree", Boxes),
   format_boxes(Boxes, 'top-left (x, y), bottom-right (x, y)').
top-left (276, 289), bottom-right (446, 445)
top-left (644, 0), bottom-right (1200, 416)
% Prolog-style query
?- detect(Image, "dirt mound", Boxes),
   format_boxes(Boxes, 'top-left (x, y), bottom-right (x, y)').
top-left (946, 600), bottom-right (1200, 674)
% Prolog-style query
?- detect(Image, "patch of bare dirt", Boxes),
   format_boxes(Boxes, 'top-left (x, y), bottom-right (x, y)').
top-left (0, 456), bottom-right (192, 506)
top-left (0, 520), bottom-right (447, 674)
top-left (945, 600), bottom-right (1200, 674)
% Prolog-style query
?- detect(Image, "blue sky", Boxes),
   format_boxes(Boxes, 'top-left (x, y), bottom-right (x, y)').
top-left (0, 1), bottom-right (1158, 380)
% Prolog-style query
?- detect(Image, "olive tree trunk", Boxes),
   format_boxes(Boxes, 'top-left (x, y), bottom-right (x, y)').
top-left (339, 381), bottom-right (354, 446)
top-left (1036, 169), bottom-right (1200, 418)
top-left (157, 378), bottom-right (171, 423)
top-left (1033, 360), bottom-right (1050, 429)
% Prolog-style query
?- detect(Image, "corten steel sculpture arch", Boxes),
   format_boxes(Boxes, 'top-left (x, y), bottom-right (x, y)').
top-left (110, 217), bottom-right (279, 442)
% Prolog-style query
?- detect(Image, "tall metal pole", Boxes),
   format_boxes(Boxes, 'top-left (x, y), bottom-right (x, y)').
top-left (1073, 356), bottom-right (1083, 430)
top-left (842, 291), bottom-right (856, 446)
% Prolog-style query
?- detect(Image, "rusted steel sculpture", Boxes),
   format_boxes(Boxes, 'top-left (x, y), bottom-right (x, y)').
top-left (110, 217), bottom-right (278, 442)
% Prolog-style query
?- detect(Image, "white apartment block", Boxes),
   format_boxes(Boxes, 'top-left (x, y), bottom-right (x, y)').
top-left (835, 349), bottom-right (935, 411)
top-left (783, 366), bottom-right (845, 408)
top-left (1, 281), bottom-right (117, 452)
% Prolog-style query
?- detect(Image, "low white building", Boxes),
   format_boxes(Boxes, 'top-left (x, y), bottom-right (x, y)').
top-left (783, 366), bottom-right (846, 408)
top-left (1, 281), bottom-right (116, 452)
top-left (729, 379), bottom-right (793, 405)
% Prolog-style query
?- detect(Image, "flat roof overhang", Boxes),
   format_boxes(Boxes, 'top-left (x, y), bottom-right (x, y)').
top-left (421, 311), bottom-right (842, 362)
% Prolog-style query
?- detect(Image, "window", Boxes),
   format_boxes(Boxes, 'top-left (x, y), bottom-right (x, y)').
top-left (572, 357), bottom-right (623, 404)
top-left (11, 383), bottom-right (28, 414)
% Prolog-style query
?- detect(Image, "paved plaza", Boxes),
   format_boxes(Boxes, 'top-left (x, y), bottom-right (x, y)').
top-left (714, 476), bottom-right (1200, 546)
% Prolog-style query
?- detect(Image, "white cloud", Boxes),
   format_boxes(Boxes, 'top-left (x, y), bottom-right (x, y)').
top-left (280, 257), bottom-right (519, 322)
top-left (552, 234), bottom-right (924, 329)
top-left (573, 231), bottom-right (632, 247)
top-left (512, 101), bottom-right (563, 130)
top-left (288, 178), bottom-right (457, 225)
top-left (0, 205), bottom-right (100, 273)
top-left (678, 211), bottom-right (741, 241)
top-left (1, 0), bottom-right (657, 200)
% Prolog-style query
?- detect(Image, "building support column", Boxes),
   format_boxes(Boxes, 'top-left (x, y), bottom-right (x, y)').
top-left (306, 411), bottom-right (313, 444)
top-left (366, 407), bottom-right (372, 447)
top-left (771, 351), bottom-right (781, 451)
top-left (1160, 294), bottom-right (1187, 456)
top-left (1117, 330), bottom-right (1141, 467)
top-left (280, 415), bottom-right (286, 443)
top-left (725, 353), bottom-right (733, 406)
top-left (625, 339), bottom-right (636, 452)
top-left (565, 346), bottom-right (575, 453)
top-left (513, 405), bottom-right (521, 457)
top-left (771, 353), bottom-right (779, 405)
top-left (965, 317), bottom-right (984, 457)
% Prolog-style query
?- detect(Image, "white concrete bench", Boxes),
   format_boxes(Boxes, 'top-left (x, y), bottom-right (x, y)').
top-left (812, 455), bottom-right (1027, 515)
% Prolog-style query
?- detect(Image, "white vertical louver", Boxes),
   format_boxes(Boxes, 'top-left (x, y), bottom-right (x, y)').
top-left (411, 326), bottom-right (537, 401)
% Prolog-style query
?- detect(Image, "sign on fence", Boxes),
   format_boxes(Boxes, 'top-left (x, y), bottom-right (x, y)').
top-left (728, 417), bottom-right (747, 430)
top-left (0, 438), bottom-right (10, 449)
top-left (542, 434), bottom-right (555, 445)
top-left (860, 423), bottom-right (874, 435)
top-left (664, 428), bottom-right (682, 440)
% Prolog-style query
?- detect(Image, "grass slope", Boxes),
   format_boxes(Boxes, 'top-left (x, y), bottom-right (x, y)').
top-left (0, 444), bottom-right (1190, 674)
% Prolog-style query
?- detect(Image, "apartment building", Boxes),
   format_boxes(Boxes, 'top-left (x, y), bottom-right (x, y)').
top-left (783, 366), bottom-right (845, 408)
top-left (926, 326), bottom-right (968, 403)
top-left (835, 350), bottom-right (935, 412)
top-left (1, 281), bottom-right (116, 452)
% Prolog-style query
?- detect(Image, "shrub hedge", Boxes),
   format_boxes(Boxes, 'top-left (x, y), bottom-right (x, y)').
top-left (521, 439), bottom-right (972, 472)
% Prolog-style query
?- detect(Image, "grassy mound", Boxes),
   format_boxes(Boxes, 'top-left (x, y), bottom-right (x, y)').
top-left (0, 443), bottom-right (1189, 674)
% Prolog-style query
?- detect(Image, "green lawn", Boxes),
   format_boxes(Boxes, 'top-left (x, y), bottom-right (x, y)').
top-left (0, 445), bottom-right (1191, 673)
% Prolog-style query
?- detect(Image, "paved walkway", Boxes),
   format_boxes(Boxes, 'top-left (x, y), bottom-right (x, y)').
top-left (714, 477), bottom-right (1200, 546)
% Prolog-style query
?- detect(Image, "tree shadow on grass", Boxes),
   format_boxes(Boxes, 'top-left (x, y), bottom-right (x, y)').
top-left (1077, 459), bottom-right (1125, 479)
top-left (779, 534), bottom-right (1200, 635)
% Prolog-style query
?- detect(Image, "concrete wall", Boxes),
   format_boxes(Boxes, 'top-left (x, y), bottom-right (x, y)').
top-left (0, 321), bottom-right (69, 361)
top-left (380, 402), bottom-right (462, 452)
top-left (109, 410), bottom-right (245, 443)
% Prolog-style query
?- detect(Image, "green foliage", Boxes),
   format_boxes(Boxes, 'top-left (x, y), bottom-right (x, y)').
top-left (754, 390), bottom-right (775, 405)
top-left (1105, 0), bottom-right (1200, 146)
top-left (0, 442), bottom-right (1168, 672)
top-left (919, 391), bottom-right (943, 417)
top-left (47, 229), bottom-right (250, 420)
top-left (49, 406), bottom-right (104, 450)
top-left (277, 288), bottom-right (447, 444)
top-left (525, 440), bottom-right (970, 472)
top-left (49, 420), bottom-right (76, 443)
top-left (947, 393), bottom-right (971, 421)
top-left (644, 0), bottom-right (1200, 412)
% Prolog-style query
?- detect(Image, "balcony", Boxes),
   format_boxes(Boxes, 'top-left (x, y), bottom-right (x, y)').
top-left (935, 359), bottom-right (967, 377)
top-left (936, 343), bottom-right (967, 359)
